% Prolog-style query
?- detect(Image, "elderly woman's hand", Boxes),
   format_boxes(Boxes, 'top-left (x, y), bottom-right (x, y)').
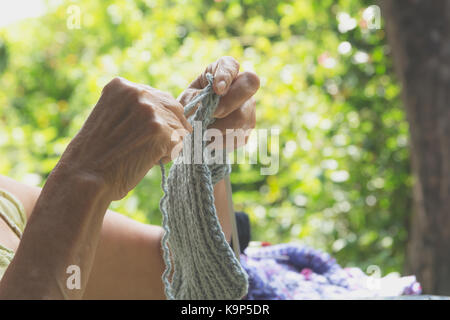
top-left (56, 77), bottom-right (192, 201)
top-left (178, 56), bottom-right (260, 150)
top-left (54, 57), bottom-right (259, 202)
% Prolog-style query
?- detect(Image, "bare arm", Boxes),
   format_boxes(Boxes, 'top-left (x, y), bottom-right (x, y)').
top-left (0, 75), bottom-right (192, 299)
top-left (0, 175), bottom-right (231, 299)
top-left (0, 57), bottom-right (258, 299)
top-left (0, 171), bottom-right (110, 299)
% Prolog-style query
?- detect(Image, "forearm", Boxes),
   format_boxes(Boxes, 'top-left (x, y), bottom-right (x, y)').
top-left (213, 179), bottom-right (232, 242)
top-left (0, 169), bottom-right (111, 299)
top-left (0, 173), bottom-right (231, 299)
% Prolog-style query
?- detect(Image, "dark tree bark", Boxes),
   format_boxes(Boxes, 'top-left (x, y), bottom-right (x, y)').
top-left (380, 0), bottom-right (450, 294)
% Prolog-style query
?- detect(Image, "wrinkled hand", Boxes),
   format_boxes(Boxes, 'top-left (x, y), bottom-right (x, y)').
top-left (57, 77), bottom-right (192, 201)
top-left (54, 57), bottom-right (259, 201)
top-left (178, 56), bottom-right (260, 150)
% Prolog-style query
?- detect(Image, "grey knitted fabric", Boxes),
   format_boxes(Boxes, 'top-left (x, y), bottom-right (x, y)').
top-left (159, 73), bottom-right (249, 300)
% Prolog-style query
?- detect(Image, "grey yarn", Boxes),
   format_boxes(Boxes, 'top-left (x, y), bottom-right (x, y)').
top-left (159, 73), bottom-right (249, 300)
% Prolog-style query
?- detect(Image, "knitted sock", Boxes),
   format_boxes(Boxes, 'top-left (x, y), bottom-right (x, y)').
top-left (159, 73), bottom-right (249, 300)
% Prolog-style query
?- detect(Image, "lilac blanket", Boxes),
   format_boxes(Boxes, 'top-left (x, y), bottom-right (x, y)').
top-left (240, 243), bottom-right (421, 300)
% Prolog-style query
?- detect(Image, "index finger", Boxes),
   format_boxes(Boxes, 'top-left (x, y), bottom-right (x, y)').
top-left (189, 56), bottom-right (240, 96)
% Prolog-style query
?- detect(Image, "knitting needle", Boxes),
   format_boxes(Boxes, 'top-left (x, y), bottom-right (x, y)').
top-left (224, 174), bottom-right (241, 262)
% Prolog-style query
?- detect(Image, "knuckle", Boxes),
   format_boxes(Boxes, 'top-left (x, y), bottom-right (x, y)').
top-left (221, 55), bottom-right (237, 64)
top-left (141, 84), bottom-right (155, 92)
top-left (223, 56), bottom-right (240, 70)
top-left (139, 101), bottom-right (156, 119)
top-left (242, 71), bottom-right (260, 91)
top-left (128, 86), bottom-right (145, 103)
top-left (103, 76), bottom-right (123, 92)
top-left (148, 116), bottom-right (163, 133)
top-left (160, 90), bottom-right (174, 100)
top-left (152, 89), bottom-right (176, 105)
top-left (111, 76), bottom-right (124, 84)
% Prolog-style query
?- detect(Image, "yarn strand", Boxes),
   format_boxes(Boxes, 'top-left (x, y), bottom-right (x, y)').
top-left (159, 160), bottom-right (174, 299)
top-left (158, 73), bottom-right (248, 300)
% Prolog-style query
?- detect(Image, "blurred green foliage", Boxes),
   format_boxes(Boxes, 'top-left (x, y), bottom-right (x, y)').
top-left (0, 0), bottom-right (411, 274)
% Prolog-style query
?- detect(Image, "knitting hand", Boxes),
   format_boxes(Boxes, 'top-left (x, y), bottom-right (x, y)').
top-left (56, 77), bottom-right (192, 201)
top-left (178, 56), bottom-right (260, 150)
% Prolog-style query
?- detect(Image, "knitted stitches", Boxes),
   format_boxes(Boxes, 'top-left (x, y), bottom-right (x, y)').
top-left (159, 73), bottom-right (249, 300)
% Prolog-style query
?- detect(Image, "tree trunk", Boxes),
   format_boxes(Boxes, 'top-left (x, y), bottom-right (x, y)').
top-left (380, 0), bottom-right (450, 295)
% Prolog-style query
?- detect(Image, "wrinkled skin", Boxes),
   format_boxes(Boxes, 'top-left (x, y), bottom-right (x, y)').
top-left (58, 56), bottom-right (259, 201)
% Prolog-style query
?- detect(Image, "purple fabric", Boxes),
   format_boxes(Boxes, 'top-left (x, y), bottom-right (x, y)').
top-left (240, 243), bottom-right (421, 300)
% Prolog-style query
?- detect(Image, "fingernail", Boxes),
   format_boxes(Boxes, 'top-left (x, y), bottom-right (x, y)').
top-left (216, 80), bottom-right (227, 94)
